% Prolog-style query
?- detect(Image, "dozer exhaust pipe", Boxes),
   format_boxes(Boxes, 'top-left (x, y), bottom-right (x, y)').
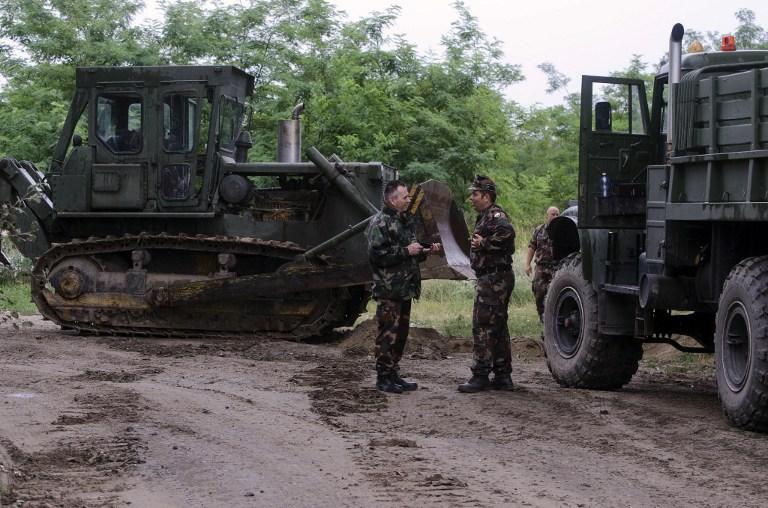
top-left (277, 103), bottom-right (304, 163)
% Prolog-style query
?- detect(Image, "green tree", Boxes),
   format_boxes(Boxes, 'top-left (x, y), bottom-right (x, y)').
top-left (537, 62), bottom-right (571, 96)
top-left (0, 0), bottom-right (162, 166)
top-left (734, 8), bottom-right (768, 49)
top-left (396, 1), bottom-right (522, 196)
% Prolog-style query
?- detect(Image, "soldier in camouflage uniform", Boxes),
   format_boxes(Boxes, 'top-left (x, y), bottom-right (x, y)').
top-left (525, 206), bottom-right (560, 322)
top-left (367, 180), bottom-right (441, 394)
top-left (458, 175), bottom-right (517, 393)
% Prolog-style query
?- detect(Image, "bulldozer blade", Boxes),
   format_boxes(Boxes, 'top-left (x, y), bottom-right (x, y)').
top-left (409, 180), bottom-right (474, 280)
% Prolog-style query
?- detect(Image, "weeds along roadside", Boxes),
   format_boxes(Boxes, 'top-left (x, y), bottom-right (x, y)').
top-left (412, 251), bottom-right (539, 338)
top-left (0, 241), bottom-right (36, 315)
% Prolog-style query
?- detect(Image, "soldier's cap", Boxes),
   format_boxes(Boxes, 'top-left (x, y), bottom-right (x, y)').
top-left (468, 175), bottom-right (497, 194)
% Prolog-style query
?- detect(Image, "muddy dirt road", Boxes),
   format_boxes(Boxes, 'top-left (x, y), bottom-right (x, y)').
top-left (1, 315), bottom-right (767, 508)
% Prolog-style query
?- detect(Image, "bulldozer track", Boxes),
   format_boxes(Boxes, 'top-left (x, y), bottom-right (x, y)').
top-left (31, 233), bottom-right (360, 340)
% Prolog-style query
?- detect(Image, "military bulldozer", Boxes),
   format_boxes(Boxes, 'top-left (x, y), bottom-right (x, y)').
top-left (0, 65), bottom-right (472, 339)
top-left (542, 24), bottom-right (768, 430)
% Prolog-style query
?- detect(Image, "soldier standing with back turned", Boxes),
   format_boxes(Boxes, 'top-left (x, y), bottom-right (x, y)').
top-left (367, 180), bottom-right (441, 394)
top-left (458, 175), bottom-right (516, 393)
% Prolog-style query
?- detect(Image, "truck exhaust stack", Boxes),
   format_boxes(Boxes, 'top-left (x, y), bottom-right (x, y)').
top-left (667, 23), bottom-right (684, 157)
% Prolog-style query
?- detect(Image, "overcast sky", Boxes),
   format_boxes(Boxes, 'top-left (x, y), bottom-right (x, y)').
top-left (142, 0), bottom-right (767, 106)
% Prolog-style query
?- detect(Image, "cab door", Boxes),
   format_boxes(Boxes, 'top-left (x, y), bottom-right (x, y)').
top-left (91, 89), bottom-right (147, 210)
top-left (579, 76), bottom-right (651, 229)
top-left (155, 87), bottom-right (208, 210)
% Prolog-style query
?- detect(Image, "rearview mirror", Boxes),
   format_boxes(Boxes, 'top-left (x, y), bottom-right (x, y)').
top-left (595, 101), bottom-right (612, 131)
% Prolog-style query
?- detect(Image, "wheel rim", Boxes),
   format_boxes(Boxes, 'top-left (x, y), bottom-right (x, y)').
top-left (553, 286), bottom-right (584, 358)
top-left (721, 301), bottom-right (752, 392)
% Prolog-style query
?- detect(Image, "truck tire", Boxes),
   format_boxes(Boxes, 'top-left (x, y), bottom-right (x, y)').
top-left (715, 256), bottom-right (768, 431)
top-left (543, 254), bottom-right (642, 389)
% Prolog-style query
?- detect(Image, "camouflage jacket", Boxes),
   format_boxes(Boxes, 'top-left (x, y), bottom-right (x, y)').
top-left (470, 204), bottom-right (515, 272)
top-left (366, 206), bottom-right (426, 301)
top-left (529, 223), bottom-right (555, 266)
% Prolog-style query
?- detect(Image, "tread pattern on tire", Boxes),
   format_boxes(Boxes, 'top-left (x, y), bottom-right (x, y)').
top-left (544, 253), bottom-right (642, 390)
top-left (715, 256), bottom-right (768, 432)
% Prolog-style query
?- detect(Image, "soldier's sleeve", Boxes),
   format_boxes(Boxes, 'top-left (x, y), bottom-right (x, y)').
top-left (480, 212), bottom-right (516, 253)
top-left (413, 232), bottom-right (428, 263)
top-left (406, 219), bottom-right (428, 262)
top-left (528, 225), bottom-right (540, 250)
top-left (367, 217), bottom-right (407, 267)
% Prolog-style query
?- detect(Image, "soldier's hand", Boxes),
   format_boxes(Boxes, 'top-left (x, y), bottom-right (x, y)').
top-left (525, 264), bottom-right (532, 277)
top-left (470, 234), bottom-right (483, 250)
top-left (406, 242), bottom-right (424, 256)
top-left (429, 242), bottom-right (442, 255)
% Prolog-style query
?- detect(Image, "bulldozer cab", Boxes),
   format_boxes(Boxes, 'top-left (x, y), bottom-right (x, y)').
top-left (50, 66), bottom-right (253, 215)
top-left (578, 76), bottom-right (651, 229)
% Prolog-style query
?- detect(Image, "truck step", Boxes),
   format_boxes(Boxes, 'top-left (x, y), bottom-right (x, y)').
top-left (601, 283), bottom-right (639, 295)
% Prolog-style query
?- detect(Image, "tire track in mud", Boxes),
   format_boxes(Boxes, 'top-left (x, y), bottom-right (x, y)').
top-left (357, 441), bottom-right (483, 507)
top-left (290, 358), bottom-right (388, 426)
top-left (1, 391), bottom-right (148, 507)
top-left (0, 434), bottom-right (144, 507)
top-left (287, 325), bottom-right (547, 507)
top-left (0, 367), bottom-right (162, 507)
top-left (291, 354), bottom-right (484, 507)
top-left (411, 362), bottom-right (768, 508)
top-left (6, 319), bottom-right (768, 507)
top-left (584, 377), bottom-right (768, 505)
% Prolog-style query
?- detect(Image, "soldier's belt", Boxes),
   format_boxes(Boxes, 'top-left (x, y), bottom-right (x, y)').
top-left (474, 265), bottom-right (512, 276)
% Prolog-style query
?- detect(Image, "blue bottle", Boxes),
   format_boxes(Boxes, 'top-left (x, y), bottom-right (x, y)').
top-left (600, 172), bottom-right (610, 198)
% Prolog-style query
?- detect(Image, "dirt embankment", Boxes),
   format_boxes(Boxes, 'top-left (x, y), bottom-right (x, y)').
top-left (0, 314), bottom-right (766, 508)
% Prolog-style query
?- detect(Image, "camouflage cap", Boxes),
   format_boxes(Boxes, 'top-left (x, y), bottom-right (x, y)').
top-left (468, 175), bottom-right (497, 194)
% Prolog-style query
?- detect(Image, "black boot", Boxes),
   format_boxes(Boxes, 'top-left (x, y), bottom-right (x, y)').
top-left (458, 375), bottom-right (490, 393)
top-left (376, 373), bottom-right (403, 394)
top-left (490, 373), bottom-right (514, 391)
top-left (393, 373), bottom-right (418, 391)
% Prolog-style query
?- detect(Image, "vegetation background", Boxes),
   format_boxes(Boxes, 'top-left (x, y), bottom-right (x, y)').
top-left (0, 1), bottom-right (766, 334)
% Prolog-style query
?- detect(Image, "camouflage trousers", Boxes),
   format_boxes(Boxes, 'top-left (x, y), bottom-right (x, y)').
top-left (532, 264), bottom-right (555, 320)
top-left (375, 299), bottom-right (412, 375)
top-left (471, 271), bottom-right (515, 376)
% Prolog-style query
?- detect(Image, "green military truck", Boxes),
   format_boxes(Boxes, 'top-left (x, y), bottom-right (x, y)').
top-left (543, 24), bottom-right (768, 431)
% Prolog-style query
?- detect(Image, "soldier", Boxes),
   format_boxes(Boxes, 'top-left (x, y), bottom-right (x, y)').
top-left (366, 180), bottom-right (441, 394)
top-left (458, 175), bottom-right (516, 393)
top-left (525, 206), bottom-right (560, 322)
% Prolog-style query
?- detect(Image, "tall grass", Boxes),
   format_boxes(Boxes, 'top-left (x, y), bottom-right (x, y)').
top-left (0, 240), bottom-right (36, 314)
top-left (409, 236), bottom-right (543, 338)
top-left (411, 275), bottom-right (541, 339)
top-left (358, 235), bottom-right (546, 339)
top-left (361, 244), bottom-right (544, 339)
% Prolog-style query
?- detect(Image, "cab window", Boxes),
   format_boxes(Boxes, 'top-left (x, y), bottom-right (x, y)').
top-left (96, 94), bottom-right (142, 153)
top-left (163, 94), bottom-right (197, 152)
top-left (219, 97), bottom-right (242, 150)
top-left (592, 83), bottom-right (647, 135)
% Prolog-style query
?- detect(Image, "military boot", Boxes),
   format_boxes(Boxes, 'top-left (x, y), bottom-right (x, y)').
top-left (376, 373), bottom-right (403, 394)
top-left (457, 375), bottom-right (490, 393)
top-left (393, 373), bottom-right (418, 391)
top-left (490, 373), bottom-right (514, 391)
